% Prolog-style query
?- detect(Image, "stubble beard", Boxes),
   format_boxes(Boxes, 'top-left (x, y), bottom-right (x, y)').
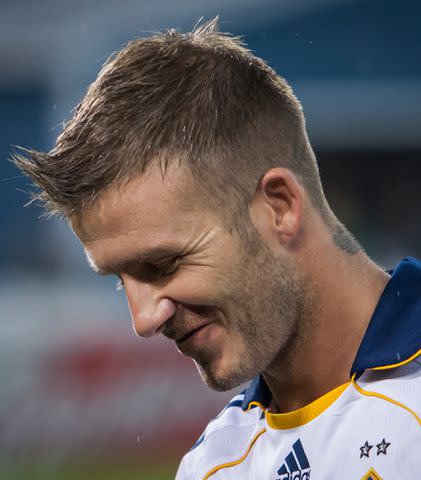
top-left (195, 228), bottom-right (309, 392)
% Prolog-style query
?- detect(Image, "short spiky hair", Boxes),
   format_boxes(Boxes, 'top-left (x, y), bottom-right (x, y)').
top-left (13, 17), bottom-right (326, 224)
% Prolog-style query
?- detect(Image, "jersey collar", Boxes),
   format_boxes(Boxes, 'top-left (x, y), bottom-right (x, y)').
top-left (351, 256), bottom-right (421, 376)
top-left (242, 256), bottom-right (421, 411)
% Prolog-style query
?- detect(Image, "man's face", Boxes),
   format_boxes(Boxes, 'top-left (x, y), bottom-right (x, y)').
top-left (72, 164), bottom-right (304, 391)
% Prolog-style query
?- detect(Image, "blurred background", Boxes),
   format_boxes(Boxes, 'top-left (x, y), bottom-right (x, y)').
top-left (1, 0), bottom-right (420, 478)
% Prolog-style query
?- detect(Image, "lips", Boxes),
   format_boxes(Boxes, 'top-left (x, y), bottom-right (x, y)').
top-left (175, 322), bottom-right (216, 357)
top-left (162, 304), bottom-right (218, 346)
top-left (176, 324), bottom-right (209, 344)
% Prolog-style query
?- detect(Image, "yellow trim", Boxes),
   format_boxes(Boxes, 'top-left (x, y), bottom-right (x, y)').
top-left (202, 428), bottom-right (266, 479)
top-left (265, 382), bottom-right (350, 430)
top-left (361, 467), bottom-right (382, 479)
top-left (370, 348), bottom-right (421, 371)
top-left (245, 401), bottom-right (266, 412)
top-left (352, 378), bottom-right (421, 426)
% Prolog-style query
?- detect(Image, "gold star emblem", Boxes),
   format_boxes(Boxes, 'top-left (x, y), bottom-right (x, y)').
top-left (361, 467), bottom-right (382, 480)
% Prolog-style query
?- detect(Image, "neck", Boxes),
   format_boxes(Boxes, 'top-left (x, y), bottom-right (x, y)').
top-left (262, 223), bottom-right (390, 414)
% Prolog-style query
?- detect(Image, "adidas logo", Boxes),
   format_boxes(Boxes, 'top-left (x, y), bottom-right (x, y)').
top-left (276, 439), bottom-right (311, 480)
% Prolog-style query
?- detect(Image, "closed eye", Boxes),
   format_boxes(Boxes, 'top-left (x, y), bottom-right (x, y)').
top-left (114, 257), bottom-right (181, 290)
top-left (148, 257), bottom-right (181, 278)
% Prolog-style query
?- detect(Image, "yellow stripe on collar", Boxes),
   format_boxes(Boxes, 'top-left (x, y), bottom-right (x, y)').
top-left (266, 382), bottom-right (350, 430)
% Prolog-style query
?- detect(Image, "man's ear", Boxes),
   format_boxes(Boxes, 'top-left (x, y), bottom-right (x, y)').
top-left (250, 167), bottom-right (304, 247)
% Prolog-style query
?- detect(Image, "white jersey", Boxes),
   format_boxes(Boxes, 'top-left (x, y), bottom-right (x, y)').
top-left (175, 257), bottom-right (421, 479)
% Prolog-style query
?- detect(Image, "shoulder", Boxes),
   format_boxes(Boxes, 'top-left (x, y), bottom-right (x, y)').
top-left (350, 256), bottom-right (421, 423)
top-left (354, 354), bottom-right (421, 424)
top-left (175, 390), bottom-right (264, 480)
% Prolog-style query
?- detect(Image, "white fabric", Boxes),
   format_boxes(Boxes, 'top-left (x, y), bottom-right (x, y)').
top-left (176, 359), bottom-right (421, 479)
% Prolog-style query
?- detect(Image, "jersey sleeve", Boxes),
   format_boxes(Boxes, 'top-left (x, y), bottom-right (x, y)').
top-left (174, 455), bottom-right (187, 480)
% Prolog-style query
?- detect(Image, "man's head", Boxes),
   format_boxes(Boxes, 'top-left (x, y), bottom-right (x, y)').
top-left (71, 161), bottom-right (310, 391)
top-left (13, 18), bottom-right (359, 391)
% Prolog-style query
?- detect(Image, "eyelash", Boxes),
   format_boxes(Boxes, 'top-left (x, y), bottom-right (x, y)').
top-left (115, 276), bottom-right (124, 291)
top-left (149, 259), bottom-right (180, 278)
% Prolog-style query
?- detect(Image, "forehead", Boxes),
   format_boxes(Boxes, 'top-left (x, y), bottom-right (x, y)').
top-left (71, 163), bottom-right (217, 255)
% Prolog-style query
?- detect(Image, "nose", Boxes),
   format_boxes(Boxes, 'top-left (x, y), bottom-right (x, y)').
top-left (123, 276), bottom-right (177, 337)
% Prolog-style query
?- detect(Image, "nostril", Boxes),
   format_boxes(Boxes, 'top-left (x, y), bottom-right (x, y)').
top-left (151, 298), bottom-right (177, 335)
top-left (132, 298), bottom-right (177, 338)
top-left (155, 323), bottom-right (166, 335)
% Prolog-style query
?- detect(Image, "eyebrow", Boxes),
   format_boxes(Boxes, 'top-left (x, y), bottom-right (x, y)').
top-left (93, 245), bottom-right (183, 276)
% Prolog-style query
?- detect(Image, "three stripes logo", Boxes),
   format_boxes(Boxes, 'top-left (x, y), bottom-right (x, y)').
top-left (276, 439), bottom-right (311, 480)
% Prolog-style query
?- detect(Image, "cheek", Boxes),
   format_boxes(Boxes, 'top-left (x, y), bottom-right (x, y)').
top-left (166, 268), bottom-right (226, 306)
top-left (165, 234), bottom-right (245, 310)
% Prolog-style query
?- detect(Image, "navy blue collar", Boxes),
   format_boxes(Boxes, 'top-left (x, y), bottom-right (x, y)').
top-left (242, 256), bottom-right (421, 410)
top-left (351, 256), bottom-right (421, 375)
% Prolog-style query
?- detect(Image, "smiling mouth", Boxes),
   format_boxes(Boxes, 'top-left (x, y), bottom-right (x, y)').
top-left (176, 324), bottom-right (209, 344)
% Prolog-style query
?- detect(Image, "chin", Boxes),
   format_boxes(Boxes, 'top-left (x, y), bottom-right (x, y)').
top-left (194, 358), bottom-right (254, 393)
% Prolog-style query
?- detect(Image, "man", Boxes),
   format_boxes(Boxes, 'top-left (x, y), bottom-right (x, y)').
top-left (14, 18), bottom-right (420, 479)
